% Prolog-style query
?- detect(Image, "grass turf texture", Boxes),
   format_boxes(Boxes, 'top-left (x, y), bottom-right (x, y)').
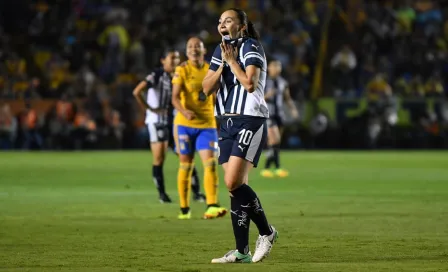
top-left (0, 151), bottom-right (447, 272)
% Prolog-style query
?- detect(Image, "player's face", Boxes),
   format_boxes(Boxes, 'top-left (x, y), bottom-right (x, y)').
top-left (268, 61), bottom-right (282, 77)
top-left (186, 38), bottom-right (206, 62)
top-left (218, 10), bottom-right (244, 39)
top-left (161, 51), bottom-right (180, 73)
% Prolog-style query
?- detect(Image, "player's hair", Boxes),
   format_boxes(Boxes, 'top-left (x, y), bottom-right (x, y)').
top-left (267, 57), bottom-right (281, 64)
top-left (160, 48), bottom-right (177, 60)
top-left (187, 35), bottom-right (204, 43)
top-left (229, 8), bottom-right (260, 40)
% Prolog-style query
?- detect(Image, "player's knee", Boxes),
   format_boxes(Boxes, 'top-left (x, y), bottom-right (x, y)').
top-left (153, 154), bottom-right (166, 165)
top-left (224, 173), bottom-right (243, 191)
top-left (204, 158), bottom-right (217, 173)
top-left (179, 162), bottom-right (194, 175)
top-left (268, 136), bottom-right (280, 146)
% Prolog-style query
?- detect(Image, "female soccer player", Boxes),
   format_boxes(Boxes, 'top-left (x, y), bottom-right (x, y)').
top-left (261, 59), bottom-right (299, 178)
top-left (172, 37), bottom-right (227, 220)
top-left (133, 50), bottom-right (205, 203)
top-left (202, 8), bottom-right (278, 263)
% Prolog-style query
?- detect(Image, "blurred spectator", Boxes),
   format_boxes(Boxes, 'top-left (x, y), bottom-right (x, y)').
top-left (395, 1), bottom-right (416, 36)
top-left (97, 13), bottom-right (129, 83)
top-left (0, 104), bottom-right (17, 150)
top-left (409, 75), bottom-right (426, 98)
top-left (424, 72), bottom-right (445, 97)
top-left (44, 93), bottom-right (75, 149)
top-left (73, 108), bottom-right (97, 150)
top-left (0, 0), bottom-right (446, 150)
top-left (366, 73), bottom-right (392, 101)
top-left (105, 109), bottom-right (125, 149)
top-left (331, 44), bottom-right (357, 97)
top-left (20, 103), bottom-right (43, 150)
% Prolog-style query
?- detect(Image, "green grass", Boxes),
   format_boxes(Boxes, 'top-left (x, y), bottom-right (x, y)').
top-left (0, 151), bottom-right (448, 272)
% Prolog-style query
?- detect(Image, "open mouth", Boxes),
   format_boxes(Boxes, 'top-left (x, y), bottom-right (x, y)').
top-left (220, 29), bottom-right (229, 36)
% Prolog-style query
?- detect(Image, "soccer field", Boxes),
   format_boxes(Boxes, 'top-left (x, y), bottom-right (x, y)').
top-left (1, 151), bottom-right (447, 272)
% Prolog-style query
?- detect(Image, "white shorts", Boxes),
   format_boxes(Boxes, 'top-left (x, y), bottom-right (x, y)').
top-left (147, 122), bottom-right (169, 143)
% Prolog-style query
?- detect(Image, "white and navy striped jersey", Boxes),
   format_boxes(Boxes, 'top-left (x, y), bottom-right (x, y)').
top-left (209, 37), bottom-right (269, 118)
top-left (265, 76), bottom-right (288, 119)
top-left (144, 68), bottom-right (173, 125)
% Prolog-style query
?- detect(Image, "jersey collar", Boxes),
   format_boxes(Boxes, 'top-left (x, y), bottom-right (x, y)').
top-left (224, 36), bottom-right (247, 48)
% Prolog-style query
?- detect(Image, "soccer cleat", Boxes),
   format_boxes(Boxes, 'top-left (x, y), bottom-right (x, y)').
top-left (203, 206), bottom-right (227, 219)
top-left (178, 211), bottom-right (191, 220)
top-left (159, 193), bottom-right (172, 203)
top-left (275, 169), bottom-right (289, 178)
top-left (211, 250), bottom-right (252, 263)
top-left (260, 169), bottom-right (275, 178)
top-left (252, 225), bottom-right (278, 263)
top-left (193, 193), bottom-right (206, 202)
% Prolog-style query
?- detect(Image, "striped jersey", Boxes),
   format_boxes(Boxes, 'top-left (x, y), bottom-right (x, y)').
top-left (265, 76), bottom-right (288, 119)
top-left (209, 37), bottom-right (269, 118)
top-left (144, 68), bottom-right (173, 124)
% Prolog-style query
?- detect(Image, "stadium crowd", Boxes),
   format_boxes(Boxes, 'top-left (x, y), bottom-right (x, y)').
top-left (0, 0), bottom-right (447, 150)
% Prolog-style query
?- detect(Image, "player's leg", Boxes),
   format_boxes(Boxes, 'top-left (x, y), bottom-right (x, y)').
top-left (148, 123), bottom-right (171, 203)
top-left (169, 124), bottom-right (205, 202)
top-left (173, 125), bottom-right (195, 219)
top-left (261, 119), bottom-right (279, 178)
top-left (274, 120), bottom-right (289, 178)
top-left (151, 141), bottom-right (171, 203)
top-left (212, 117), bottom-right (277, 264)
top-left (191, 167), bottom-right (206, 202)
top-left (196, 128), bottom-right (227, 219)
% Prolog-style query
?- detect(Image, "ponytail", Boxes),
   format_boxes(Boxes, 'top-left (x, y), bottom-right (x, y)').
top-left (246, 21), bottom-right (260, 40)
top-left (229, 8), bottom-right (260, 40)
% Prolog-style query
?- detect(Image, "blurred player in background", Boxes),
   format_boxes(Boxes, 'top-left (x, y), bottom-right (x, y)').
top-left (172, 37), bottom-right (227, 220)
top-left (261, 59), bottom-right (299, 178)
top-left (133, 50), bottom-right (205, 204)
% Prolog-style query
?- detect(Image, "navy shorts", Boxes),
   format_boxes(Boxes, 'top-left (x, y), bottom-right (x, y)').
top-left (267, 116), bottom-right (283, 128)
top-left (218, 115), bottom-right (267, 168)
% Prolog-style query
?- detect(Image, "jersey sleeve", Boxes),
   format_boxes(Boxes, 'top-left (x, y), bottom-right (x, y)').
top-left (242, 40), bottom-right (264, 69)
top-left (172, 66), bottom-right (184, 85)
top-left (144, 72), bottom-right (156, 87)
top-left (209, 45), bottom-right (222, 71)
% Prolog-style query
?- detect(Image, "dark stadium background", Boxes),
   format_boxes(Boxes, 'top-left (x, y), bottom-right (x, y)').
top-left (1, 2), bottom-right (448, 272)
top-left (0, 0), bottom-right (448, 150)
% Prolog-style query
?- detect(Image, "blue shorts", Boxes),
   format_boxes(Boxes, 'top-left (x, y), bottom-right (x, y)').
top-left (174, 125), bottom-right (218, 155)
top-left (218, 116), bottom-right (267, 168)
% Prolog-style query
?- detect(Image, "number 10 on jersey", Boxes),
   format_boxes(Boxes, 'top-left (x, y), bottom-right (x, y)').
top-left (238, 129), bottom-right (253, 145)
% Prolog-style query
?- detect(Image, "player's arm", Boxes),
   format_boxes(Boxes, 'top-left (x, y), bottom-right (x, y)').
top-left (226, 58), bottom-right (260, 93)
top-left (264, 89), bottom-right (275, 99)
top-left (284, 85), bottom-right (299, 119)
top-left (203, 45), bottom-right (224, 96)
top-left (227, 62), bottom-right (260, 93)
top-left (221, 42), bottom-right (261, 93)
top-left (172, 68), bottom-right (196, 120)
top-left (132, 81), bottom-right (151, 110)
top-left (264, 80), bottom-right (275, 99)
top-left (172, 83), bottom-right (196, 120)
top-left (203, 67), bottom-right (223, 96)
top-left (133, 73), bottom-right (165, 113)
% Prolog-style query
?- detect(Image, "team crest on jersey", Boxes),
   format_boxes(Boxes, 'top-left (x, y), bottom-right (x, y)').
top-left (174, 73), bottom-right (180, 78)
